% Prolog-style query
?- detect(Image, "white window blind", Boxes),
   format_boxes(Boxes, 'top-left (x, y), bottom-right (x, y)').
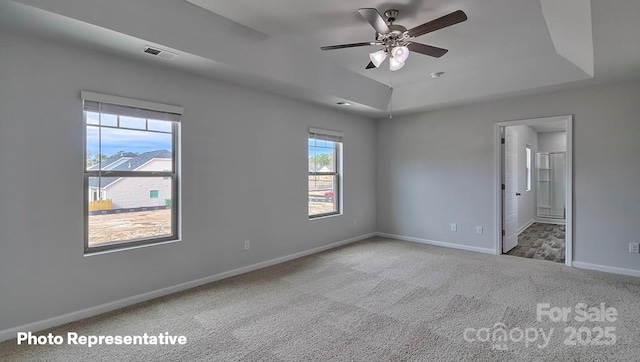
top-left (309, 127), bottom-right (343, 143)
top-left (81, 91), bottom-right (183, 122)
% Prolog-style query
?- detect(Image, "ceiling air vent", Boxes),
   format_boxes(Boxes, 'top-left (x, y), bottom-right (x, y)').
top-left (141, 46), bottom-right (179, 60)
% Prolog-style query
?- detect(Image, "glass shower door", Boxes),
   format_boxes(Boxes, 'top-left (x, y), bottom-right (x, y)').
top-left (549, 153), bottom-right (565, 218)
top-left (536, 152), bottom-right (565, 219)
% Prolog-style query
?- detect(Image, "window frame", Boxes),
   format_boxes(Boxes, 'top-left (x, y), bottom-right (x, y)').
top-left (526, 145), bottom-right (532, 192)
top-left (83, 94), bottom-right (180, 254)
top-left (308, 130), bottom-right (342, 219)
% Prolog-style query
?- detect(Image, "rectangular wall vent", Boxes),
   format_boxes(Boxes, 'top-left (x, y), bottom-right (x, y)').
top-left (143, 47), bottom-right (161, 55)
top-left (141, 46), bottom-right (179, 60)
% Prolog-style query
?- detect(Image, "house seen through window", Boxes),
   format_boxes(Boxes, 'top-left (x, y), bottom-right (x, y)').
top-left (83, 91), bottom-right (181, 252)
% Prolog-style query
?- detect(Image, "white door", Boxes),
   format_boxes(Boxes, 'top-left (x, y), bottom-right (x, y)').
top-left (503, 127), bottom-right (519, 253)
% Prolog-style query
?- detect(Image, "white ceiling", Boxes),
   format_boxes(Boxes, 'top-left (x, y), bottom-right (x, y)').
top-left (1, 0), bottom-right (639, 117)
top-left (528, 121), bottom-right (566, 134)
top-left (189, 0), bottom-right (558, 86)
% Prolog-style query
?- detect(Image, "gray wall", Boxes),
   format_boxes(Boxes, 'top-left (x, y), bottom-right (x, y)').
top-left (509, 125), bottom-right (538, 230)
top-left (0, 31), bottom-right (376, 332)
top-left (538, 131), bottom-right (567, 152)
top-left (2, 25), bottom-right (639, 336)
top-left (377, 80), bottom-right (640, 272)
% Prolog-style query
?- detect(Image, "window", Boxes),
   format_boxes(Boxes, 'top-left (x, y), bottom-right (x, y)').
top-left (83, 91), bottom-right (182, 253)
top-left (526, 145), bottom-right (532, 191)
top-left (308, 128), bottom-right (342, 218)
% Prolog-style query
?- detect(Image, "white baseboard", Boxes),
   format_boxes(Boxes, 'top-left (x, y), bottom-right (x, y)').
top-left (517, 219), bottom-right (535, 235)
top-left (375, 232), bottom-right (495, 255)
top-left (535, 218), bottom-right (565, 225)
top-left (0, 232), bottom-right (375, 343)
top-left (573, 261), bottom-right (640, 278)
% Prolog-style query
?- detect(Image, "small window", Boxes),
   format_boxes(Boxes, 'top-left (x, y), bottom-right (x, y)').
top-left (83, 91), bottom-right (182, 253)
top-left (526, 145), bottom-right (532, 191)
top-left (308, 128), bottom-right (343, 218)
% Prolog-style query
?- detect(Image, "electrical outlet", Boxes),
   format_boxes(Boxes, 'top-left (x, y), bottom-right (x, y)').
top-left (629, 242), bottom-right (639, 253)
top-left (244, 240), bottom-right (250, 250)
top-left (476, 226), bottom-right (483, 235)
top-left (353, 218), bottom-right (357, 227)
top-left (450, 223), bottom-right (457, 232)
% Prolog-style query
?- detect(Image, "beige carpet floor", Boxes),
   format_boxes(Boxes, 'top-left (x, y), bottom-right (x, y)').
top-left (1, 237), bottom-right (639, 361)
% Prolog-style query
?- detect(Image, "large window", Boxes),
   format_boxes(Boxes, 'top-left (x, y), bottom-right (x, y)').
top-left (308, 128), bottom-right (342, 218)
top-left (82, 91), bottom-right (182, 253)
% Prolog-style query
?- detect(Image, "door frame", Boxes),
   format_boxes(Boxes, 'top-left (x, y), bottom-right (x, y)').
top-left (494, 115), bottom-right (573, 266)
top-left (503, 127), bottom-right (519, 253)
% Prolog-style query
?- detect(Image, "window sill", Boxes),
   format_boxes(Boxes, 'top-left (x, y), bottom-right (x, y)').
top-left (84, 238), bottom-right (181, 257)
top-left (309, 212), bottom-right (342, 220)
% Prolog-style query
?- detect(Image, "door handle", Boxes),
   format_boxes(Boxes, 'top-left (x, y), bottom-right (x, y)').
top-left (516, 192), bottom-right (521, 196)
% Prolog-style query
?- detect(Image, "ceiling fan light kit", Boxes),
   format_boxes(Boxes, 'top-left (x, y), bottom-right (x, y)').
top-left (321, 8), bottom-right (467, 71)
top-left (391, 46), bottom-right (409, 63)
top-left (369, 49), bottom-right (387, 68)
top-left (389, 57), bottom-right (405, 71)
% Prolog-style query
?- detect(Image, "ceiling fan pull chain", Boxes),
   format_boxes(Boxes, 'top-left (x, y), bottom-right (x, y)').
top-left (389, 67), bottom-right (393, 119)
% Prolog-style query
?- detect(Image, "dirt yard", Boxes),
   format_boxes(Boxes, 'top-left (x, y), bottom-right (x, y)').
top-left (89, 202), bottom-right (335, 246)
top-left (88, 209), bottom-right (172, 246)
top-left (309, 201), bottom-right (336, 216)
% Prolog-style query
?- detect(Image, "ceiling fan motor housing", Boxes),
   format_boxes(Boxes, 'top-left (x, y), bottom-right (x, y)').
top-left (380, 10), bottom-right (410, 48)
top-left (381, 25), bottom-right (410, 49)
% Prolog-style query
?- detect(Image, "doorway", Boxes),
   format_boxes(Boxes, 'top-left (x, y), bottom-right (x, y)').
top-left (494, 115), bottom-right (573, 266)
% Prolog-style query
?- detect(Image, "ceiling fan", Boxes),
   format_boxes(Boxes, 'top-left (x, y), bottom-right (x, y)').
top-left (321, 8), bottom-right (467, 71)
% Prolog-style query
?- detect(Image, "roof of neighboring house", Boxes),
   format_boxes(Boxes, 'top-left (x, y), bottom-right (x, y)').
top-left (89, 150), bottom-right (171, 188)
top-left (309, 165), bottom-right (332, 173)
top-left (88, 152), bottom-right (137, 171)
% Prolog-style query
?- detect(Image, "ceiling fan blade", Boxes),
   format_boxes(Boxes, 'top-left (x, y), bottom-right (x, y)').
top-left (407, 10), bottom-right (467, 38)
top-left (365, 61), bottom-right (376, 69)
top-left (358, 8), bottom-right (390, 34)
top-left (321, 42), bottom-right (372, 51)
top-left (408, 42), bottom-right (449, 58)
